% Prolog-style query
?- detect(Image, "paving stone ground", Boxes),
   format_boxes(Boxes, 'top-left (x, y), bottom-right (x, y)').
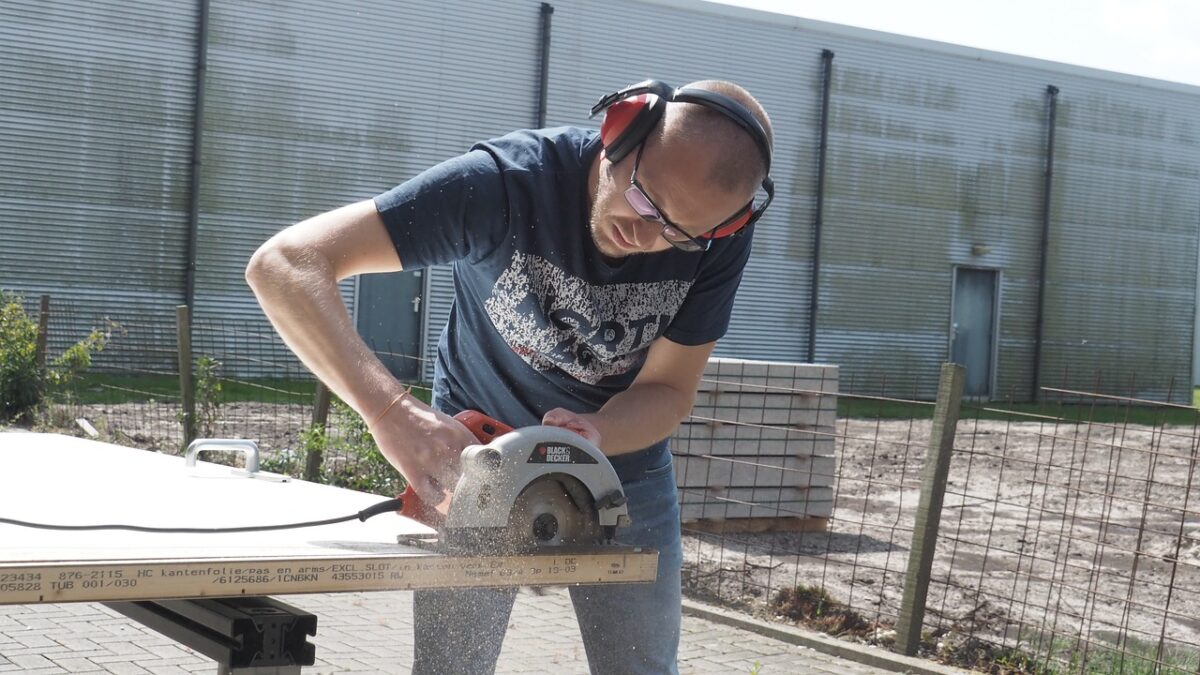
top-left (0, 589), bottom-right (905, 674)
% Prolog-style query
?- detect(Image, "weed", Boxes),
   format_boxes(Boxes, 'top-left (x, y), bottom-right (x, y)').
top-left (194, 355), bottom-right (222, 437)
top-left (769, 585), bottom-right (873, 637)
top-left (259, 399), bottom-right (406, 496)
top-left (319, 399), bottom-right (405, 495)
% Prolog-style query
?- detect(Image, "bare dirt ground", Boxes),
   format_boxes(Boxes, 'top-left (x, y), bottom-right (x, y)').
top-left (52, 401), bottom-right (310, 455)
top-left (683, 418), bottom-right (1200, 666)
top-left (46, 405), bottom-right (1200, 666)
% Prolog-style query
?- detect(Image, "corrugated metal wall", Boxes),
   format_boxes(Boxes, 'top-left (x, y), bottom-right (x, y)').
top-left (1042, 87), bottom-right (1199, 401)
top-left (3, 0), bottom-right (1197, 401)
top-left (810, 38), bottom-right (1199, 401)
top-left (0, 0), bottom-right (197, 368)
top-left (187, 0), bottom-right (540, 379)
top-left (813, 37), bottom-right (1051, 398)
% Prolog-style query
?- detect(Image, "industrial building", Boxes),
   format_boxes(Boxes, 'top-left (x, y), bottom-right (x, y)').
top-left (2, 0), bottom-right (1196, 401)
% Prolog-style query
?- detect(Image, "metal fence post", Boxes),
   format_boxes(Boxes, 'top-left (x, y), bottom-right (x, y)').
top-left (894, 362), bottom-right (966, 655)
top-left (176, 305), bottom-right (196, 449)
top-left (304, 382), bottom-right (332, 481)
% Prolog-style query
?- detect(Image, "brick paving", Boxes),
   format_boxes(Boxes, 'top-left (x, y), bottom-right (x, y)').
top-left (0, 590), bottom-right (910, 674)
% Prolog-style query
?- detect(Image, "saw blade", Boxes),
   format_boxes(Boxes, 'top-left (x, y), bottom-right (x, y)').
top-left (504, 475), bottom-right (600, 550)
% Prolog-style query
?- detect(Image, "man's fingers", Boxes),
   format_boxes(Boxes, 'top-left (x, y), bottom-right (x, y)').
top-left (419, 475), bottom-right (449, 504)
top-left (543, 407), bottom-right (581, 428)
top-left (542, 408), bottom-right (601, 445)
top-left (426, 476), bottom-right (443, 494)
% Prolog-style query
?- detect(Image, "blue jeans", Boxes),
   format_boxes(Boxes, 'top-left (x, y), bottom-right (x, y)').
top-left (412, 444), bottom-right (683, 674)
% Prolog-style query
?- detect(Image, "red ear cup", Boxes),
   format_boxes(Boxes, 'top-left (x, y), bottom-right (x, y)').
top-left (599, 94), bottom-right (663, 164)
top-left (600, 96), bottom-right (649, 149)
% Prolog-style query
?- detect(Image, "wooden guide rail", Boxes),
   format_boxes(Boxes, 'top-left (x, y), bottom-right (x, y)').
top-left (0, 546), bottom-right (658, 605)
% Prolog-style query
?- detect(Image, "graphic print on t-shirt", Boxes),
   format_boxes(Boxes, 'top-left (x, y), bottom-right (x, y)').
top-left (485, 252), bottom-right (693, 384)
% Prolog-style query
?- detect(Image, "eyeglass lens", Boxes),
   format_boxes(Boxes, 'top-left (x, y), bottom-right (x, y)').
top-left (623, 186), bottom-right (660, 220)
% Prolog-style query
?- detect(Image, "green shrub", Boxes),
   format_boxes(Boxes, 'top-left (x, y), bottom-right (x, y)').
top-left (47, 323), bottom-right (118, 393)
top-left (0, 291), bottom-right (119, 424)
top-left (0, 292), bottom-right (43, 422)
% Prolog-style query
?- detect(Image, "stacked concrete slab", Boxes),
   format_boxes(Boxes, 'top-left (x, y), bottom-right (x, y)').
top-left (671, 358), bottom-right (838, 532)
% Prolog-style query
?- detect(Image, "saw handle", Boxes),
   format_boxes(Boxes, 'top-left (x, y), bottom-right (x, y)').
top-left (453, 410), bottom-right (515, 443)
top-left (396, 411), bottom-right (513, 524)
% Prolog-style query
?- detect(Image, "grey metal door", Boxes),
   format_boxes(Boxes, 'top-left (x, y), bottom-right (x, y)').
top-left (356, 271), bottom-right (424, 381)
top-left (950, 268), bottom-right (998, 398)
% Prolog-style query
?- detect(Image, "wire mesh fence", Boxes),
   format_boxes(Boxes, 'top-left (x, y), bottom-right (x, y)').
top-left (10, 294), bottom-right (1200, 673)
top-left (929, 389), bottom-right (1200, 673)
top-left (677, 363), bottom-right (1200, 674)
top-left (679, 363), bottom-right (932, 639)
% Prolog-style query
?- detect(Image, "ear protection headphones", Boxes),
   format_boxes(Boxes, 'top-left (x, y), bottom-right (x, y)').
top-left (589, 79), bottom-right (775, 238)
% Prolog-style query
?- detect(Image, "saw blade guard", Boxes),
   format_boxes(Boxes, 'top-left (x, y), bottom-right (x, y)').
top-left (446, 425), bottom-right (631, 535)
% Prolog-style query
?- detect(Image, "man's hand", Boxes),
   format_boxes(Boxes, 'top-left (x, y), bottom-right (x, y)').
top-left (542, 408), bottom-right (603, 446)
top-left (368, 397), bottom-right (478, 509)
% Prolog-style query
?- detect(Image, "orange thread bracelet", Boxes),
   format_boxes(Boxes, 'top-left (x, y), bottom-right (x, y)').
top-left (369, 388), bottom-right (411, 428)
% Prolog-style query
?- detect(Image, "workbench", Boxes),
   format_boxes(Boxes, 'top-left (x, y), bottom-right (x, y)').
top-left (0, 433), bottom-right (658, 673)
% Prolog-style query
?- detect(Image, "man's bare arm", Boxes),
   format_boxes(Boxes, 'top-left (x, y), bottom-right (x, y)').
top-left (544, 337), bottom-right (713, 455)
top-left (245, 199), bottom-right (475, 501)
top-left (246, 200), bottom-right (403, 413)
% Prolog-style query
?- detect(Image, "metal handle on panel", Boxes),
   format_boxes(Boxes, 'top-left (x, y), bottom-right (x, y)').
top-left (185, 439), bottom-right (261, 474)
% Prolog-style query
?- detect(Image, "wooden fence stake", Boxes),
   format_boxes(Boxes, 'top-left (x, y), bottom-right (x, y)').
top-left (176, 305), bottom-right (196, 448)
top-left (894, 362), bottom-right (966, 656)
top-left (34, 295), bottom-right (50, 368)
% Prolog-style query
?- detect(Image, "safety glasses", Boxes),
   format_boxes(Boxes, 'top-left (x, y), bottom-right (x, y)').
top-left (623, 142), bottom-right (750, 253)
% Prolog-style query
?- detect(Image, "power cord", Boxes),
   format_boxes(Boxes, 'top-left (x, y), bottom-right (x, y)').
top-left (0, 498), bottom-right (404, 534)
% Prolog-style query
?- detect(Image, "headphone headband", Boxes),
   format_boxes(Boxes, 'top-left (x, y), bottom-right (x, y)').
top-left (589, 80), bottom-right (674, 116)
top-left (589, 79), bottom-right (772, 172)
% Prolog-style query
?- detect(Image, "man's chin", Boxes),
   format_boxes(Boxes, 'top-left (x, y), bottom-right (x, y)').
top-left (590, 225), bottom-right (631, 260)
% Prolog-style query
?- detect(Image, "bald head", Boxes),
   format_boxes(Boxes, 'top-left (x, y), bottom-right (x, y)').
top-left (658, 80), bottom-right (773, 197)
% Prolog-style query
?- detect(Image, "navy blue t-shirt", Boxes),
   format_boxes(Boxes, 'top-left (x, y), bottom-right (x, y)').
top-left (374, 127), bottom-right (752, 432)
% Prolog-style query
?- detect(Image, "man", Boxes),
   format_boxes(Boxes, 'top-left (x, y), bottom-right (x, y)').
top-left (246, 78), bottom-right (774, 674)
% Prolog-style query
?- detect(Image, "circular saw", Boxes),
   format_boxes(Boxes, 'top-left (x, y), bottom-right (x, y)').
top-left (397, 412), bottom-right (631, 553)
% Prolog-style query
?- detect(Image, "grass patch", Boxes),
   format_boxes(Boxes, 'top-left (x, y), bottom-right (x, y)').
top-left (72, 376), bottom-right (1200, 425)
top-left (72, 373), bottom-right (317, 404)
top-left (757, 582), bottom-right (1200, 675)
top-left (70, 373), bottom-right (431, 407)
top-left (838, 397), bottom-right (1200, 426)
top-left (928, 629), bottom-right (1200, 674)
top-left (1025, 633), bottom-right (1200, 675)
top-left (837, 398), bottom-right (936, 419)
top-left (1065, 647), bottom-right (1200, 674)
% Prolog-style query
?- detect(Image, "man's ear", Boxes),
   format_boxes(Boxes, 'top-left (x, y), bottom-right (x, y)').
top-left (597, 148), bottom-right (614, 176)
